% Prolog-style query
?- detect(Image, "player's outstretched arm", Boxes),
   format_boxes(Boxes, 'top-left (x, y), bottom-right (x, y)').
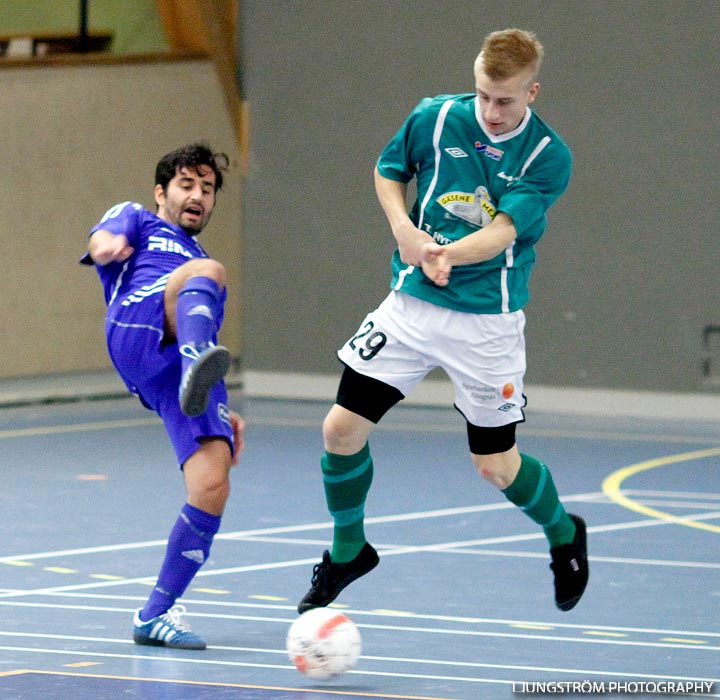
top-left (374, 167), bottom-right (432, 266)
top-left (87, 229), bottom-right (135, 266)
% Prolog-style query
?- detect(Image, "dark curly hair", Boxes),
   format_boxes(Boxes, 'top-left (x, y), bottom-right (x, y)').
top-left (154, 142), bottom-right (228, 193)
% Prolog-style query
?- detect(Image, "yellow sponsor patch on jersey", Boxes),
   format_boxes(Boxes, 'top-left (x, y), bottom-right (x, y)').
top-left (437, 192), bottom-right (474, 206)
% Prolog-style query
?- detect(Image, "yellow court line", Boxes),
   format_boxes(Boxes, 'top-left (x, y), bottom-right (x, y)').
top-left (64, 662), bottom-right (102, 668)
top-left (602, 448), bottom-right (720, 534)
top-left (43, 567), bottom-right (77, 575)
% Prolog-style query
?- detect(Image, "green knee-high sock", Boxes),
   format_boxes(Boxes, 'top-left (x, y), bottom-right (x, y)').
top-left (322, 443), bottom-right (374, 563)
top-left (502, 453), bottom-right (576, 547)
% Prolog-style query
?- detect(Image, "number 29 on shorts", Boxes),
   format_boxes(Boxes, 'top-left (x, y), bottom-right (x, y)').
top-left (348, 321), bottom-right (387, 361)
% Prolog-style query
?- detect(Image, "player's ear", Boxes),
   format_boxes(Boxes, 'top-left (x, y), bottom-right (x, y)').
top-left (153, 183), bottom-right (166, 207)
top-left (527, 81), bottom-right (540, 104)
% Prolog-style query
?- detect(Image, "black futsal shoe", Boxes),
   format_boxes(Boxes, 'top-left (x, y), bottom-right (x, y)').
top-left (297, 543), bottom-right (380, 614)
top-left (550, 514), bottom-right (589, 611)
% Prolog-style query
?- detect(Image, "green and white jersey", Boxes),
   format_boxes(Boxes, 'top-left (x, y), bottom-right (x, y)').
top-left (377, 93), bottom-right (572, 314)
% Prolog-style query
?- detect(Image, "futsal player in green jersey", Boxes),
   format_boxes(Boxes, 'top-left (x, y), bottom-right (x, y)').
top-left (298, 29), bottom-right (589, 613)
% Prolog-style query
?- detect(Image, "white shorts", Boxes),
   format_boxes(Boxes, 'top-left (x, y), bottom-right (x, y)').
top-left (338, 291), bottom-right (527, 427)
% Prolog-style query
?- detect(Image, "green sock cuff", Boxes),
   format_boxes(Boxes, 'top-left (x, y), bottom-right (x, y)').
top-left (322, 443), bottom-right (370, 473)
top-left (545, 515), bottom-right (576, 548)
top-left (502, 453), bottom-right (543, 505)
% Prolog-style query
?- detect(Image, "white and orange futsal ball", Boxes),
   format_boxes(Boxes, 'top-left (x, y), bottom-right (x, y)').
top-left (286, 607), bottom-right (361, 680)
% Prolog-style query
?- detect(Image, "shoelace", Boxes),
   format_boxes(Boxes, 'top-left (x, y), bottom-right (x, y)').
top-left (311, 555), bottom-right (336, 588)
top-left (162, 605), bottom-right (193, 632)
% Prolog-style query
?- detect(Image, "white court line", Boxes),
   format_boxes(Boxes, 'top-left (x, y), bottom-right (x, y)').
top-left (432, 547), bottom-right (720, 569)
top-left (0, 496), bottom-right (579, 563)
top-left (2, 504), bottom-right (719, 599)
top-left (234, 536), bottom-right (720, 570)
top-left (3, 599), bottom-right (720, 639)
top-left (0, 632), bottom-right (717, 687)
top-left (0, 604), bottom-right (717, 691)
top-left (0, 489), bottom-right (705, 563)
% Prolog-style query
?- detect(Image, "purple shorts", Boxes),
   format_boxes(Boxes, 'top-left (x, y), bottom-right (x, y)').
top-left (105, 288), bottom-right (233, 467)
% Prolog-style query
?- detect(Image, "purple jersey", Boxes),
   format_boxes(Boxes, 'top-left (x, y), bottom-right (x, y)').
top-left (83, 201), bottom-right (211, 307)
top-left (81, 201), bottom-right (233, 466)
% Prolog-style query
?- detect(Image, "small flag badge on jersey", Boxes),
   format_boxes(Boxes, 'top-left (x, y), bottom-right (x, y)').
top-left (475, 142), bottom-right (504, 161)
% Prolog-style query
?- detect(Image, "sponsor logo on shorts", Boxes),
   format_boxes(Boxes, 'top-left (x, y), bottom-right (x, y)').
top-left (218, 403), bottom-right (231, 426)
top-left (464, 382), bottom-right (517, 406)
top-left (462, 382), bottom-right (497, 402)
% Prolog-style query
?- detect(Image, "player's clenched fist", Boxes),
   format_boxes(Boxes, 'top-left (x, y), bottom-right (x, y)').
top-left (88, 230), bottom-right (135, 266)
top-left (420, 240), bottom-right (451, 286)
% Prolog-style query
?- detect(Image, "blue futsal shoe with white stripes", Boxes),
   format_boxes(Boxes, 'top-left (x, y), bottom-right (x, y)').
top-left (178, 344), bottom-right (230, 417)
top-left (132, 605), bottom-right (206, 650)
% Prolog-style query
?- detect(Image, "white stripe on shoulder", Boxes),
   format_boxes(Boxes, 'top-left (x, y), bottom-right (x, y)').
top-left (520, 136), bottom-right (551, 177)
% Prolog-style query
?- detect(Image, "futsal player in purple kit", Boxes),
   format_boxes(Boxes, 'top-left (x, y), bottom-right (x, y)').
top-left (82, 142), bottom-right (244, 649)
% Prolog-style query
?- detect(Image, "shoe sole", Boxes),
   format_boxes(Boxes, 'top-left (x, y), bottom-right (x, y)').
top-left (133, 633), bottom-right (206, 650)
top-left (179, 346), bottom-right (231, 417)
top-left (556, 515), bottom-right (588, 611)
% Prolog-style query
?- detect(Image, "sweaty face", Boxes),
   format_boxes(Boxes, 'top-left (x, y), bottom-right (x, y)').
top-left (155, 165), bottom-right (216, 234)
top-left (475, 66), bottom-right (539, 136)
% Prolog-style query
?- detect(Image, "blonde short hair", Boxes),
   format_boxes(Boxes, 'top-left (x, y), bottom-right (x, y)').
top-left (474, 28), bottom-right (544, 81)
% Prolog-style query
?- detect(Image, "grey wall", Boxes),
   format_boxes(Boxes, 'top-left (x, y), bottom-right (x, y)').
top-left (239, 0), bottom-right (720, 392)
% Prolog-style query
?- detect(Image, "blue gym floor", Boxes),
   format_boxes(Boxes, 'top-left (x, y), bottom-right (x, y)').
top-left (0, 386), bottom-right (718, 699)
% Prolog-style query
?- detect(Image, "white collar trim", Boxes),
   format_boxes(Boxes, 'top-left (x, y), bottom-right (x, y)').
top-left (474, 96), bottom-right (532, 142)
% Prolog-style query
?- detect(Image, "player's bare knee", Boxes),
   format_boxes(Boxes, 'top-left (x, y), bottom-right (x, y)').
top-left (192, 258), bottom-right (226, 286)
top-left (472, 453), bottom-right (514, 489)
top-left (466, 421), bottom-right (521, 488)
top-left (184, 440), bottom-right (232, 512)
top-left (322, 412), bottom-right (352, 452)
top-left (189, 473), bottom-right (230, 514)
top-left (322, 410), bottom-right (366, 455)
top-left (175, 258), bottom-right (226, 288)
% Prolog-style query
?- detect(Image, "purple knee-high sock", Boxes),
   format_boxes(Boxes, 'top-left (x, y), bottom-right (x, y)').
top-left (139, 503), bottom-right (221, 621)
top-left (175, 276), bottom-right (223, 375)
